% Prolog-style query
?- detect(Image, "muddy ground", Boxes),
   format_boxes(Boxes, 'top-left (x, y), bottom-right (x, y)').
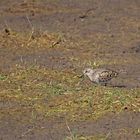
top-left (0, 0), bottom-right (140, 140)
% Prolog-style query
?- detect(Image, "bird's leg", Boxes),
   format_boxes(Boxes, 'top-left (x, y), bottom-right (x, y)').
top-left (103, 83), bottom-right (107, 86)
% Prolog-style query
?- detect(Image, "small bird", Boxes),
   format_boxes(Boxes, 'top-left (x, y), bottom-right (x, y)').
top-left (83, 68), bottom-right (118, 86)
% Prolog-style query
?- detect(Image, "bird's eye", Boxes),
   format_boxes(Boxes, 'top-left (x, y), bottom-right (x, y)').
top-left (85, 70), bottom-right (87, 73)
top-left (83, 69), bottom-right (91, 74)
top-left (85, 70), bottom-right (90, 73)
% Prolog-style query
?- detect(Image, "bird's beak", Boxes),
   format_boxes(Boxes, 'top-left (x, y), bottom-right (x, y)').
top-left (78, 74), bottom-right (84, 78)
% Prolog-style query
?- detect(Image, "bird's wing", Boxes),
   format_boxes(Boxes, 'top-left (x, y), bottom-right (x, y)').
top-left (98, 70), bottom-right (118, 82)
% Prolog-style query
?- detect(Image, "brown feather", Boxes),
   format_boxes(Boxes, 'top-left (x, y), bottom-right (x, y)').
top-left (99, 70), bottom-right (118, 82)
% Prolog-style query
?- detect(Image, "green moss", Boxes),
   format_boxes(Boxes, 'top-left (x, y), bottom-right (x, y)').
top-left (0, 74), bottom-right (7, 80)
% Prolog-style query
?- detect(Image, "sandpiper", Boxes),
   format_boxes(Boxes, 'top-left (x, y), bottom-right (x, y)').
top-left (83, 68), bottom-right (118, 86)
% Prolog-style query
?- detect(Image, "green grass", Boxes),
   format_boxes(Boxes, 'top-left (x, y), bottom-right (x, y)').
top-left (0, 28), bottom-right (139, 122)
top-left (0, 65), bottom-right (139, 122)
top-left (0, 28), bottom-right (139, 123)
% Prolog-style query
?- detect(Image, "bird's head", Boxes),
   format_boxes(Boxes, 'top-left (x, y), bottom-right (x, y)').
top-left (83, 68), bottom-right (94, 76)
top-left (78, 68), bottom-right (94, 79)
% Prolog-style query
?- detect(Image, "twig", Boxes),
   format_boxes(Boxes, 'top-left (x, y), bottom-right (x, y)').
top-left (105, 131), bottom-right (111, 140)
top-left (51, 38), bottom-right (61, 48)
top-left (25, 15), bottom-right (34, 42)
top-left (65, 120), bottom-right (74, 139)
top-left (4, 20), bottom-right (11, 32)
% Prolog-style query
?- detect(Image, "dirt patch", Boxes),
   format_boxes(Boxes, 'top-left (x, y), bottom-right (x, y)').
top-left (0, 112), bottom-right (140, 140)
top-left (72, 111), bottom-right (140, 140)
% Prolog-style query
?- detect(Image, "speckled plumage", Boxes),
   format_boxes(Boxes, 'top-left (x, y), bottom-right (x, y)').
top-left (83, 68), bottom-right (118, 85)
